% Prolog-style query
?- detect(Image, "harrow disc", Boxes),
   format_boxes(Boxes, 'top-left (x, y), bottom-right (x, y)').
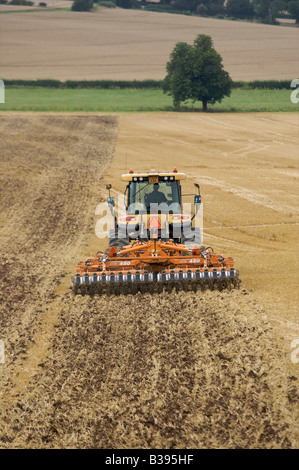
top-left (71, 239), bottom-right (241, 296)
top-left (71, 268), bottom-right (241, 296)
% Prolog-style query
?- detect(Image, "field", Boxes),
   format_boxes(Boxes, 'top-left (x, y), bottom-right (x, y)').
top-left (0, 9), bottom-right (298, 81)
top-left (2, 88), bottom-right (298, 112)
top-left (0, 0), bottom-right (72, 11)
top-left (0, 112), bottom-right (298, 448)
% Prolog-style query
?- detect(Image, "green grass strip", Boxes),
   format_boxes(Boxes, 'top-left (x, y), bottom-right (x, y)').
top-left (0, 88), bottom-right (298, 112)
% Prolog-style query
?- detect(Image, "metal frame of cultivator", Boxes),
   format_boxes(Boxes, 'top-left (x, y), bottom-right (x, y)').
top-left (71, 238), bottom-right (241, 296)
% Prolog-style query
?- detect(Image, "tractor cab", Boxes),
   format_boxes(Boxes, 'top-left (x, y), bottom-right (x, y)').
top-left (106, 168), bottom-right (201, 246)
top-left (125, 169), bottom-right (183, 214)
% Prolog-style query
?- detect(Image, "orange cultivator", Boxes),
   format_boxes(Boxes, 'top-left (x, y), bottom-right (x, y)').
top-left (71, 169), bottom-right (241, 295)
top-left (71, 238), bottom-right (240, 295)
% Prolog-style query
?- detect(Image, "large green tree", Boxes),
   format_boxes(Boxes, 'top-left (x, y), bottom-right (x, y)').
top-left (162, 34), bottom-right (232, 111)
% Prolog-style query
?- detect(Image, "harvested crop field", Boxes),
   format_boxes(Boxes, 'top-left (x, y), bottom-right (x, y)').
top-left (0, 113), bottom-right (298, 448)
top-left (0, 9), bottom-right (298, 81)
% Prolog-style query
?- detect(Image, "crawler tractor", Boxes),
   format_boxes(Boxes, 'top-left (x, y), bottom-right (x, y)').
top-left (71, 168), bottom-right (240, 295)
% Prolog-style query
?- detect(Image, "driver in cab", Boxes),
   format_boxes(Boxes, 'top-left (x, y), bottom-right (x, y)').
top-left (145, 183), bottom-right (167, 206)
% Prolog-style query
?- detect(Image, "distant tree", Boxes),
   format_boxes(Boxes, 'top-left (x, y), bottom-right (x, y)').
top-left (252, 0), bottom-right (269, 16)
top-left (9, 0), bottom-right (34, 4)
top-left (288, 0), bottom-right (299, 22)
top-left (71, 0), bottom-right (93, 11)
top-left (172, 0), bottom-right (224, 14)
top-left (205, 0), bottom-right (225, 15)
top-left (115, 0), bottom-right (137, 8)
top-left (196, 2), bottom-right (208, 15)
top-left (267, 0), bottom-right (287, 17)
top-left (172, 0), bottom-right (199, 12)
top-left (252, 0), bottom-right (280, 20)
top-left (162, 34), bottom-right (233, 111)
top-left (226, 0), bottom-right (255, 18)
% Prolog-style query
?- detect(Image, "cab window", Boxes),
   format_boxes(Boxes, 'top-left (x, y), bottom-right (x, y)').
top-left (128, 178), bottom-right (180, 214)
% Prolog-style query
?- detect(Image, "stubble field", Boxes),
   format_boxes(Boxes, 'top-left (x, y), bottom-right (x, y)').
top-left (0, 112), bottom-right (298, 448)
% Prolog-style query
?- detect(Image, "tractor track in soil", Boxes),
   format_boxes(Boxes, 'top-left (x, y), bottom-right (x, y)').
top-left (0, 113), bottom-right (298, 448)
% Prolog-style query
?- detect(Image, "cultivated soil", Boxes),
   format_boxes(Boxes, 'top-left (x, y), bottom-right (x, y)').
top-left (0, 112), bottom-right (298, 448)
top-left (0, 9), bottom-right (298, 81)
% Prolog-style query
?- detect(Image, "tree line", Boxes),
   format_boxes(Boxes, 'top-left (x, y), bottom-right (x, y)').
top-left (4, 78), bottom-right (293, 89)
top-left (72, 0), bottom-right (299, 24)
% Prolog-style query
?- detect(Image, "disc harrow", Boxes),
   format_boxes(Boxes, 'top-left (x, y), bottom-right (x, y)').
top-left (71, 239), bottom-right (241, 296)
